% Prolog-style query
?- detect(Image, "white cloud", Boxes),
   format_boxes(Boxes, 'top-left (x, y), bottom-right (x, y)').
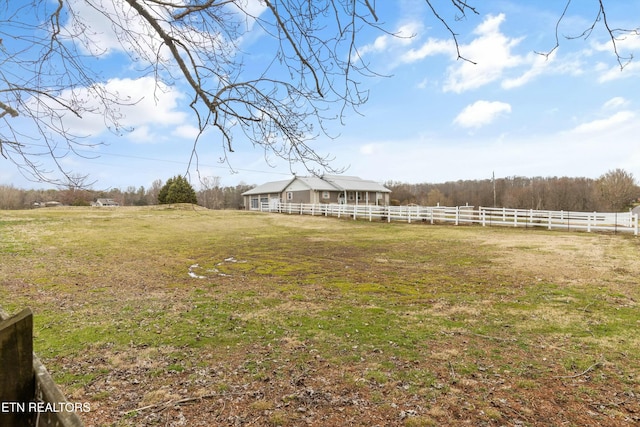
top-left (454, 100), bottom-right (512, 128)
top-left (357, 11), bottom-right (577, 92)
top-left (502, 51), bottom-right (555, 89)
top-left (62, 0), bottom-right (239, 67)
top-left (443, 14), bottom-right (525, 93)
top-left (359, 143), bottom-right (384, 155)
top-left (63, 0), bottom-right (169, 60)
top-left (598, 61), bottom-right (640, 82)
top-left (358, 21), bottom-right (421, 58)
top-left (234, 0), bottom-right (268, 18)
top-left (401, 38), bottom-right (454, 63)
top-left (592, 34), bottom-right (640, 56)
top-left (108, 77), bottom-right (188, 129)
top-left (603, 97), bottom-right (629, 110)
top-left (128, 125), bottom-right (153, 143)
top-left (28, 76), bottom-right (190, 143)
top-left (570, 111), bottom-right (635, 133)
top-left (591, 31), bottom-right (640, 81)
top-left (173, 125), bottom-right (202, 140)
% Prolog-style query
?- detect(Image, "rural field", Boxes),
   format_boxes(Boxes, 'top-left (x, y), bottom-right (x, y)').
top-left (1, 205), bottom-right (639, 426)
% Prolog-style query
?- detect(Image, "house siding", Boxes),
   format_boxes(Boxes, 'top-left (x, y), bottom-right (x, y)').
top-left (285, 190), bottom-right (312, 204)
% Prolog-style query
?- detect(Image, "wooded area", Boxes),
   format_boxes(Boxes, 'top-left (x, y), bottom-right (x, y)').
top-left (0, 169), bottom-right (637, 212)
top-left (385, 169), bottom-right (639, 212)
top-left (0, 181), bottom-right (253, 210)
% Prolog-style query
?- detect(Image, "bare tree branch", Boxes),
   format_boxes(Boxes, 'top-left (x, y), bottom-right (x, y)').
top-left (537, 0), bottom-right (640, 69)
top-left (1, 0), bottom-right (637, 186)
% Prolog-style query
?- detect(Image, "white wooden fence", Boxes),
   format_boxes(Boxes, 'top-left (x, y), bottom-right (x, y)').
top-left (255, 202), bottom-right (639, 235)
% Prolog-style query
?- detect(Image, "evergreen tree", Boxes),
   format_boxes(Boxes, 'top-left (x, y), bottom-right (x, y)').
top-left (158, 176), bottom-right (198, 205)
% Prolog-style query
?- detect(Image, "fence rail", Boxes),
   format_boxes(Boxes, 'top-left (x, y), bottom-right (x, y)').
top-left (255, 202), bottom-right (639, 235)
top-left (0, 307), bottom-right (84, 427)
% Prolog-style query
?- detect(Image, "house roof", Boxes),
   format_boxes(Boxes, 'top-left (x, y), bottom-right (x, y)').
top-left (243, 175), bottom-right (390, 196)
top-left (242, 179), bottom-right (293, 196)
top-left (321, 175), bottom-right (391, 192)
top-left (295, 176), bottom-right (338, 191)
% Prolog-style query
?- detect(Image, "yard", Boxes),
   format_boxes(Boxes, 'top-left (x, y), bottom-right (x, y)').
top-left (1, 206), bottom-right (639, 426)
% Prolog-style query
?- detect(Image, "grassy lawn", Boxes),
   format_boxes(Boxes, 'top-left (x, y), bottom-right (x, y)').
top-left (1, 205), bottom-right (639, 426)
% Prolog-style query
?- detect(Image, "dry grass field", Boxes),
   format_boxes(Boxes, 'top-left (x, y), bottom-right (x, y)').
top-left (1, 205), bottom-right (639, 426)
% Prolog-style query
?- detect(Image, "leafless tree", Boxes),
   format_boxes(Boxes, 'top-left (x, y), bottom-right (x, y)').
top-left (1, 1), bottom-right (637, 185)
top-left (147, 179), bottom-right (164, 204)
top-left (0, 185), bottom-right (24, 209)
top-left (597, 169), bottom-right (638, 211)
top-left (198, 175), bottom-right (223, 209)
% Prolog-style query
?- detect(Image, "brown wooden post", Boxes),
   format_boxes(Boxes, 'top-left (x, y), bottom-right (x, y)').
top-left (0, 308), bottom-right (36, 426)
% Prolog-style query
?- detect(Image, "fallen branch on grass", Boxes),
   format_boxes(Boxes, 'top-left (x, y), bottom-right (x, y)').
top-left (121, 392), bottom-right (219, 416)
top-left (469, 332), bottom-right (516, 342)
top-left (553, 360), bottom-right (603, 379)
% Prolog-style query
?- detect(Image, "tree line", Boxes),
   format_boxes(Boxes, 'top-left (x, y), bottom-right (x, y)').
top-left (385, 169), bottom-right (639, 212)
top-left (1, 169), bottom-right (637, 212)
top-left (0, 177), bottom-right (253, 210)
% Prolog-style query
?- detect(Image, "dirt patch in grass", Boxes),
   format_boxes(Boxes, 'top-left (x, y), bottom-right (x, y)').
top-left (1, 208), bottom-right (639, 426)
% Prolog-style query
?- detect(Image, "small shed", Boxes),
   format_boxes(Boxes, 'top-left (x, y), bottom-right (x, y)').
top-left (92, 198), bottom-right (119, 207)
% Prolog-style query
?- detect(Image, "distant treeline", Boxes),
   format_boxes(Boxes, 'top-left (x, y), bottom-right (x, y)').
top-left (385, 169), bottom-right (639, 212)
top-left (1, 169), bottom-right (638, 212)
top-left (0, 178), bottom-right (253, 210)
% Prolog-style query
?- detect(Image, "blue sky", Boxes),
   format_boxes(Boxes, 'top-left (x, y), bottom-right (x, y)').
top-left (3, 0), bottom-right (640, 190)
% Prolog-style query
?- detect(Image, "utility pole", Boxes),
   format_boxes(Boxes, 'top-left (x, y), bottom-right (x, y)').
top-left (492, 171), bottom-right (496, 208)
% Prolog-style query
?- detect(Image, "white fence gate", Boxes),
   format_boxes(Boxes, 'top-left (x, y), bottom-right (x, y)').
top-left (254, 202), bottom-right (639, 235)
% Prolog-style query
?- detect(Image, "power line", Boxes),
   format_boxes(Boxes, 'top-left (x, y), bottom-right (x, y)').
top-left (16, 142), bottom-right (294, 177)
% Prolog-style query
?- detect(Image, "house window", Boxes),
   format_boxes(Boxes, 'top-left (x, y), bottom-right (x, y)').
top-left (348, 192), bottom-right (355, 201)
top-left (251, 197), bottom-right (259, 209)
top-left (287, 191), bottom-right (293, 200)
top-left (322, 191), bottom-right (330, 199)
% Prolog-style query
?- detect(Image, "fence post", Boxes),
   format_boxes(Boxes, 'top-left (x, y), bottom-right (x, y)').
top-left (455, 206), bottom-right (459, 226)
top-left (0, 308), bottom-right (36, 427)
